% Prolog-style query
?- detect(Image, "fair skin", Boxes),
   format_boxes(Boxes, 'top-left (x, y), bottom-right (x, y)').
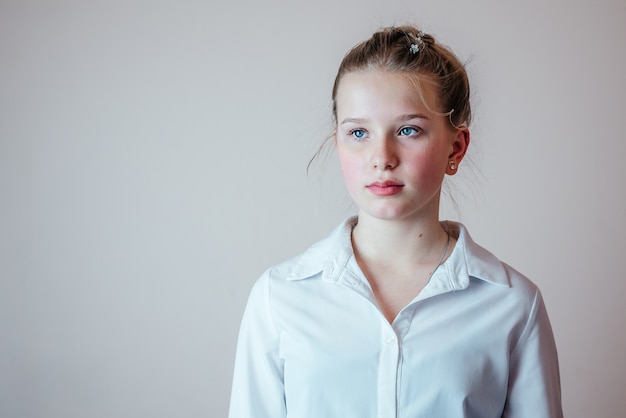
top-left (334, 70), bottom-right (470, 323)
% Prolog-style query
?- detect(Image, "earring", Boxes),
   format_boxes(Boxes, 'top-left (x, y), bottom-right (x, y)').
top-left (449, 161), bottom-right (457, 171)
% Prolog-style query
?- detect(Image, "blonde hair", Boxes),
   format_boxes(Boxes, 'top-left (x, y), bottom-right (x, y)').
top-left (331, 25), bottom-right (472, 129)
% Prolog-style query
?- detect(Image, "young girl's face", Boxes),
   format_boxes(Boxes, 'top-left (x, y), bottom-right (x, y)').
top-left (334, 70), bottom-right (468, 223)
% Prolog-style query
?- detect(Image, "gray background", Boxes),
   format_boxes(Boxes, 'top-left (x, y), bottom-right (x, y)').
top-left (1, 0), bottom-right (625, 417)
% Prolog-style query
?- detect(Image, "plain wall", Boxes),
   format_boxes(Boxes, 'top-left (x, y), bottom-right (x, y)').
top-left (1, 0), bottom-right (625, 417)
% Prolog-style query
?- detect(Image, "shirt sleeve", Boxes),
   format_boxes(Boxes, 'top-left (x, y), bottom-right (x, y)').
top-left (503, 289), bottom-right (563, 418)
top-left (228, 272), bottom-right (286, 418)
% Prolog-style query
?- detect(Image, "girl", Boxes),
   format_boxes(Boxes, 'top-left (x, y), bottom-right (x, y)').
top-left (228, 25), bottom-right (563, 418)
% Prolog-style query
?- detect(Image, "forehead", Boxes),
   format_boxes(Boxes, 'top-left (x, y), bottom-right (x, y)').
top-left (335, 70), bottom-right (441, 117)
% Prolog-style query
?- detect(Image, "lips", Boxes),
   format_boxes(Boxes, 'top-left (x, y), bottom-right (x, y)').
top-left (366, 180), bottom-right (404, 196)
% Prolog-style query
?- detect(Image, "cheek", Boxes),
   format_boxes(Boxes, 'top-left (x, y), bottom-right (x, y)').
top-left (405, 151), bottom-right (447, 185)
top-left (337, 150), bottom-right (362, 188)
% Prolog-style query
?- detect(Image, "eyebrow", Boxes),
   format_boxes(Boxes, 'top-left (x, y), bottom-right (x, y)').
top-left (340, 114), bottom-right (430, 125)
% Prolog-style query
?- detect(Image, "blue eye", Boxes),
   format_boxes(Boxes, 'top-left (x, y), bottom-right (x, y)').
top-left (350, 129), bottom-right (366, 139)
top-left (399, 126), bottom-right (419, 136)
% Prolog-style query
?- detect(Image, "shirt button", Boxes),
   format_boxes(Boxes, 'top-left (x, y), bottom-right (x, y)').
top-left (386, 336), bottom-right (396, 344)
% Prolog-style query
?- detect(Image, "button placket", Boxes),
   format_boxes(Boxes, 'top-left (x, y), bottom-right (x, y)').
top-left (377, 321), bottom-right (399, 418)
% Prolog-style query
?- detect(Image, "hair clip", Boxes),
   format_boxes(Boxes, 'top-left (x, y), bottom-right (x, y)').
top-left (409, 31), bottom-right (426, 54)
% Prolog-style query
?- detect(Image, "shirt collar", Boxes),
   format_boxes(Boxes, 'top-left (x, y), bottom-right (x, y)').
top-left (284, 217), bottom-right (356, 282)
top-left (439, 220), bottom-right (510, 288)
top-left (284, 217), bottom-right (510, 289)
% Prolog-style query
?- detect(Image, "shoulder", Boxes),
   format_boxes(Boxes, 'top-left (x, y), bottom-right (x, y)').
top-left (256, 217), bottom-right (357, 286)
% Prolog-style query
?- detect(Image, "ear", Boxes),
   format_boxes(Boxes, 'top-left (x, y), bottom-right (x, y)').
top-left (446, 127), bottom-right (470, 175)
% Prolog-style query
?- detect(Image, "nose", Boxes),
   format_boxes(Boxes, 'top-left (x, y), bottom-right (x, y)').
top-left (371, 137), bottom-right (398, 170)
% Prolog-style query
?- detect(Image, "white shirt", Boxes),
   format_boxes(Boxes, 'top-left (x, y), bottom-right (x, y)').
top-left (229, 218), bottom-right (563, 418)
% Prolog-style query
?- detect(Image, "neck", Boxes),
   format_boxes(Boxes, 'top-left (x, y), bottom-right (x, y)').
top-left (351, 213), bottom-right (450, 265)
